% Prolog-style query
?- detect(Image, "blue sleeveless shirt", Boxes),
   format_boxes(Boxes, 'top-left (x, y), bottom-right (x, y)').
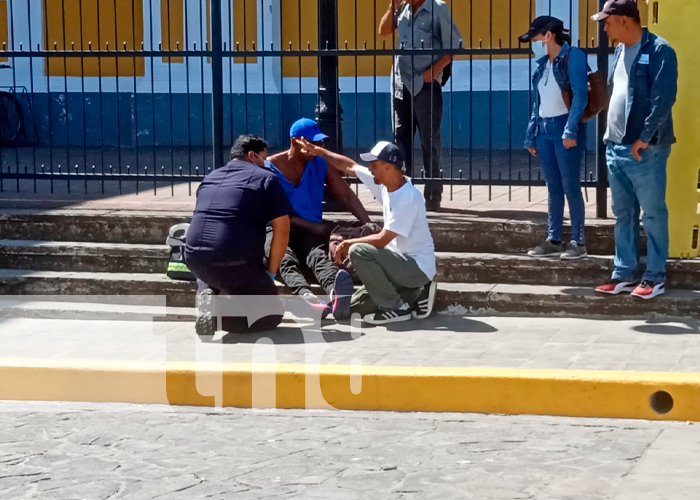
top-left (266, 157), bottom-right (327, 223)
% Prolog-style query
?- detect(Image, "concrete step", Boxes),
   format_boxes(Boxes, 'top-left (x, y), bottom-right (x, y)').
top-left (1, 269), bottom-right (696, 320)
top-left (0, 239), bottom-right (169, 274)
top-left (437, 252), bottom-right (700, 289)
top-left (1, 240), bottom-right (698, 288)
top-left (0, 209), bottom-right (623, 254)
top-left (0, 297), bottom-right (193, 322)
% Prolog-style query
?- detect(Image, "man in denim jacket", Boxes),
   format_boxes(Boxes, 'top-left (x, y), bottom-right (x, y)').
top-left (592, 0), bottom-right (678, 300)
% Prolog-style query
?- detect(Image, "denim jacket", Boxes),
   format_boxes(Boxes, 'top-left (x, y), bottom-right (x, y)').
top-left (607, 29), bottom-right (677, 146)
top-left (524, 43), bottom-right (588, 148)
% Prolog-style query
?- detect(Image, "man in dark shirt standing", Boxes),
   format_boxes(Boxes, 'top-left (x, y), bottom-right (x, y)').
top-left (185, 135), bottom-right (292, 335)
top-left (379, 0), bottom-right (461, 211)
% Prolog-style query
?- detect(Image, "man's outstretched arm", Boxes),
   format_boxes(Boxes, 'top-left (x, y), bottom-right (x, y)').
top-left (296, 138), bottom-right (358, 177)
top-left (325, 167), bottom-right (371, 223)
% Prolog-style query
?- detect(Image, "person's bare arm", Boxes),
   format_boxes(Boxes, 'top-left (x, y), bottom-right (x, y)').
top-left (334, 230), bottom-right (397, 263)
top-left (297, 138), bottom-right (357, 177)
top-left (379, 0), bottom-right (403, 36)
top-left (268, 215), bottom-right (290, 275)
top-left (326, 167), bottom-right (371, 224)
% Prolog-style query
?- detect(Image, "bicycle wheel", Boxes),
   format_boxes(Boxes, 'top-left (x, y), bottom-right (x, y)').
top-left (0, 91), bottom-right (24, 145)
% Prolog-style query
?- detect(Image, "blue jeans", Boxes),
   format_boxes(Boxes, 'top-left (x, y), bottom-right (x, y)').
top-left (535, 115), bottom-right (586, 244)
top-left (606, 143), bottom-right (671, 283)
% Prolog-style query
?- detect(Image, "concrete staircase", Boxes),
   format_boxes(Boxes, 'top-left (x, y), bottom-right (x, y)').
top-left (1, 209), bottom-right (698, 320)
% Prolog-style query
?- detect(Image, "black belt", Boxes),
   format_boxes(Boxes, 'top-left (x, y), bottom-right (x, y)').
top-left (211, 259), bottom-right (250, 268)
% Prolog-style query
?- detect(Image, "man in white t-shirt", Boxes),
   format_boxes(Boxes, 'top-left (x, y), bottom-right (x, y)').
top-left (298, 138), bottom-right (437, 325)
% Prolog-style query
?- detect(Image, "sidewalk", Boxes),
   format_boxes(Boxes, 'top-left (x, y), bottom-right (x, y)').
top-left (0, 180), bottom-right (613, 220)
top-left (2, 313), bottom-right (699, 372)
top-left (2, 308), bottom-right (700, 420)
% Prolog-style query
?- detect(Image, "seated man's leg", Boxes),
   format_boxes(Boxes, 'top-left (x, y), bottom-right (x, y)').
top-left (348, 243), bottom-right (429, 314)
top-left (350, 285), bottom-right (379, 317)
top-left (296, 229), bottom-right (338, 295)
top-left (299, 228), bottom-right (355, 320)
top-left (266, 227), bottom-right (315, 296)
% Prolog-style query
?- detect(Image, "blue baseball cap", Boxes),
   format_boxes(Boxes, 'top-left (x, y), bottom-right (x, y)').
top-left (290, 118), bottom-right (329, 142)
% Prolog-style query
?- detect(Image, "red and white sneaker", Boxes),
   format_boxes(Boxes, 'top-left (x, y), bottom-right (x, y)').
top-left (631, 281), bottom-right (666, 300)
top-left (595, 279), bottom-right (637, 295)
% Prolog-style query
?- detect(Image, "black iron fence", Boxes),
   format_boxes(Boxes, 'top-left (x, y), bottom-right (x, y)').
top-left (0, 0), bottom-right (621, 215)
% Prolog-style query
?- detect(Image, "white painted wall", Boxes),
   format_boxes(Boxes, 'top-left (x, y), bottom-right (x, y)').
top-left (0, 0), bottom-right (596, 95)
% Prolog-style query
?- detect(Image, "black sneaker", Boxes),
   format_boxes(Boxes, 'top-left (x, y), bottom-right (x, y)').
top-left (412, 281), bottom-right (438, 319)
top-left (195, 288), bottom-right (216, 336)
top-left (363, 302), bottom-right (412, 325)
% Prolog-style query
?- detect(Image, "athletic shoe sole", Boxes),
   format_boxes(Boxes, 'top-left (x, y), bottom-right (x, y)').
top-left (631, 287), bottom-right (665, 300)
top-left (195, 289), bottom-right (216, 336)
top-left (331, 269), bottom-right (354, 320)
top-left (363, 312), bottom-right (412, 325)
top-left (527, 253), bottom-right (562, 258)
top-left (594, 282), bottom-right (636, 295)
top-left (412, 281), bottom-right (438, 319)
top-left (560, 252), bottom-right (588, 261)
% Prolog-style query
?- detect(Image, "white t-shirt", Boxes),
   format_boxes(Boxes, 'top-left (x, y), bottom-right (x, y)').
top-left (355, 165), bottom-right (436, 280)
top-left (538, 61), bottom-right (569, 118)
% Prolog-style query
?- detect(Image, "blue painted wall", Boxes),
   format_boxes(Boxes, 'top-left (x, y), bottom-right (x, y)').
top-left (26, 91), bottom-right (596, 151)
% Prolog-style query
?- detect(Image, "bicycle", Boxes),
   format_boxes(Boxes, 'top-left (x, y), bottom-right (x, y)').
top-left (0, 64), bottom-right (24, 145)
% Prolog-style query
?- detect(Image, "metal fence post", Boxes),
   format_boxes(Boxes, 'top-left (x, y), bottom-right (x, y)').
top-left (316, 0), bottom-right (343, 152)
top-left (595, 0), bottom-right (609, 219)
top-left (210, 0), bottom-right (225, 170)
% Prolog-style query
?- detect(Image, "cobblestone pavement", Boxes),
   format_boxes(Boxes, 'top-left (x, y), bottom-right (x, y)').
top-left (0, 402), bottom-right (698, 500)
top-left (2, 315), bottom-right (700, 372)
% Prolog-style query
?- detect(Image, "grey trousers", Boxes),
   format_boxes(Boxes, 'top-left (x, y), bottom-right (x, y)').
top-left (348, 243), bottom-right (430, 314)
top-left (392, 81), bottom-right (444, 198)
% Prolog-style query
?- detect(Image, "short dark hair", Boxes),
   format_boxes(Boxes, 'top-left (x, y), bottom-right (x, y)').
top-left (230, 134), bottom-right (267, 160)
top-left (628, 13), bottom-right (642, 25)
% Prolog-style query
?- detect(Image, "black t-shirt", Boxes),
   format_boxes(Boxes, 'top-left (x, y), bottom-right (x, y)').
top-left (185, 160), bottom-right (292, 265)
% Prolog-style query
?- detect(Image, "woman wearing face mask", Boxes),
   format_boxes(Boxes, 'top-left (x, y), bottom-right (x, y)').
top-left (520, 16), bottom-right (589, 260)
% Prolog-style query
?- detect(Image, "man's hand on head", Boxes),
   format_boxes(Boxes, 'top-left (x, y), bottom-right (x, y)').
top-left (290, 137), bottom-right (314, 157)
top-left (296, 137), bottom-right (323, 157)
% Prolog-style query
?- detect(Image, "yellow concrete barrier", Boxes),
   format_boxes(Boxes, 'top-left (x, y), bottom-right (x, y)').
top-left (1, 359), bottom-right (700, 422)
top-left (650, 0), bottom-right (700, 258)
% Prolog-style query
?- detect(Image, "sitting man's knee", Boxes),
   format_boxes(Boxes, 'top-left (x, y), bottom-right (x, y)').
top-left (348, 242), bottom-right (374, 262)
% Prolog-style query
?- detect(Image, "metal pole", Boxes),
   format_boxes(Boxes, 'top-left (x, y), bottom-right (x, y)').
top-left (316, 0), bottom-right (343, 152)
top-left (210, 0), bottom-right (225, 169)
top-left (595, 0), bottom-right (609, 219)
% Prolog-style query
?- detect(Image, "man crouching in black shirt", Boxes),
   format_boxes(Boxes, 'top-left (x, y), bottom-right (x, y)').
top-left (185, 135), bottom-right (293, 335)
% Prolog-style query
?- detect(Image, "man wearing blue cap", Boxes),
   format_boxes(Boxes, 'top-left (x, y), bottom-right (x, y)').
top-left (299, 138), bottom-right (437, 325)
top-left (265, 118), bottom-right (372, 320)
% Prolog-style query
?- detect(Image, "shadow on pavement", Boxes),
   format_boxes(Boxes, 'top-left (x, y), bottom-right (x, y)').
top-left (216, 326), bottom-right (361, 345)
top-left (632, 319), bottom-right (700, 336)
top-left (383, 315), bottom-right (498, 333)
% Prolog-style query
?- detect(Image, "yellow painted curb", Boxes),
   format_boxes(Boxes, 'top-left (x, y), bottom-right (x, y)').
top-left (1, 359), bottom-right (700, 421)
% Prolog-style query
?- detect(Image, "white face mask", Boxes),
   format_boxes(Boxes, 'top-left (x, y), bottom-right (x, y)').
top-left (531, 40), bottom-right (548, 60)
